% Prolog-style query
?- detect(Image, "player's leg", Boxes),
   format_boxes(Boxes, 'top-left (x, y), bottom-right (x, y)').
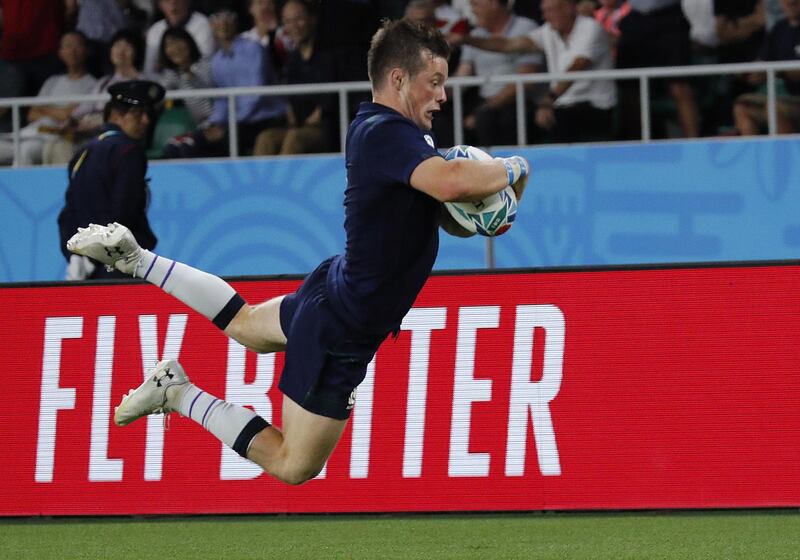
top-left (115, 359), bottom-right (346, 485)
top-left (115, 358), bottom-right (277, 471)
top-left (66, 222), bottom-right (286, 353)
top-left (245, 395), bottom-right (347, 485)
top-left (224, 296), bottom-right (287, 353)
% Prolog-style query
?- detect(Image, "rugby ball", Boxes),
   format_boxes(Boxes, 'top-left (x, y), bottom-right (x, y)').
top-left (443, 145), bottom-right (517, 236)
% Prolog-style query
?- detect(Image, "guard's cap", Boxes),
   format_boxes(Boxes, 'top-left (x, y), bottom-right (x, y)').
top-left (107, 80), bottom-right (166, 108)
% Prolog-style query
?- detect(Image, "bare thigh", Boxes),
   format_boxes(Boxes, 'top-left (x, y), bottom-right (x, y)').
top-left (247, 394), bottom-right (348, 484)
top-left (224, 295), bottom-right (288, 353)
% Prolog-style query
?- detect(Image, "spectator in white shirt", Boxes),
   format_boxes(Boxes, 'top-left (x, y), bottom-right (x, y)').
top-left (0, 30), bottom-right (97, 165)
top-left (158, 27), bottom-right (213, 125)
top-left (454, 0), bottom-right (617, 143)
top-left (454, 0), bottom-right (542, 146)
top-left (143, 0), bottom-right (215, 74)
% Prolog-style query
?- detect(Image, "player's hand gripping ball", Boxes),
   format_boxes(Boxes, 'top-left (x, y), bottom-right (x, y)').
top-left (443, 145), bottom-right (518, 236)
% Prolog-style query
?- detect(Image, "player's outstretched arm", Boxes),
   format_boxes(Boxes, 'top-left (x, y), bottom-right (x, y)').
top-left (410, 155), bottom-right (529, 203)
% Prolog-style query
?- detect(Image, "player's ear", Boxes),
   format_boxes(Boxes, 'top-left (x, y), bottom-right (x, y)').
top-left (390, 68), bottom-right (406, 91)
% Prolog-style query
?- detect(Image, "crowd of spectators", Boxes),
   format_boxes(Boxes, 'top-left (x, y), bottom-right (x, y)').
top-left (0, 0), bottom-right (798, 165)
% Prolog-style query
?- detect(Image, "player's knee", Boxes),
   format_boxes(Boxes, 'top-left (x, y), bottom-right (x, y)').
top-left (225, 305), bottom-right (272, 353)
top-left (280, 464), bottom-right (322, 486)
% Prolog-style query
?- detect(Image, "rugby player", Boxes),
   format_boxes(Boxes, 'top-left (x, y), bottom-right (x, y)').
top-left (68, 19), bottom-right (529, 485)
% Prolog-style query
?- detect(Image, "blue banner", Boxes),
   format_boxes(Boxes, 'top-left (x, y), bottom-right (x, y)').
top-left (1, 137), bottom-right (798, 282)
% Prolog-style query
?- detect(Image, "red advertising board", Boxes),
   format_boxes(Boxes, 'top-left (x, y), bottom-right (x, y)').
top-left (2, 264), bottom-right (800, 516)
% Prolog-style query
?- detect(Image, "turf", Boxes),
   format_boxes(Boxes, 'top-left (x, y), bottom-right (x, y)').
top-left (2, 510), bottom-right (799, 560)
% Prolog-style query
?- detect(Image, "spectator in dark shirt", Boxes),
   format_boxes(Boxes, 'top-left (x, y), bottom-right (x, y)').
top-left (733, 0), bottom-right (800, 134)
top-left (254, 0), bottom-right (336, 155)
top-left (594, 0), bottom-right (631, 59)
top-left (241, 0), bottom-right (293, 71)
top-left (705, 0), bottom-right (766, 131)
top-left (616, 0), bottom-right (701, 139)
top-left (715, 1), bottom-right (766, 62)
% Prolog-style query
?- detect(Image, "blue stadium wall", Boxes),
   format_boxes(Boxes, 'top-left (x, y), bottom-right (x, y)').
top-left (1, 137), bottom-right (798, 283)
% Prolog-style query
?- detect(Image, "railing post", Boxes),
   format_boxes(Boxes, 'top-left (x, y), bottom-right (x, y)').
top-left (639, 74), bottom-right (651, 142)
top-left (339, 88), bottom-right (349, 152)
top-left (453, 82), bottom-right (464, 146)
top-left (766, 68), bottom-right (777, 136)
top-left (11, 104), bottom-right (20, 167)
top-left (515, 80), bottom-right (527, 146)
top-left (227, 94), bottom-right (238, 157)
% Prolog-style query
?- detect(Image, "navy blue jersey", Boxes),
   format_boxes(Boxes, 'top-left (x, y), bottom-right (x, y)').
top-left (326, 102), bottom-right (442, 335)
top-left (58, 124), bottom-right (157, 261)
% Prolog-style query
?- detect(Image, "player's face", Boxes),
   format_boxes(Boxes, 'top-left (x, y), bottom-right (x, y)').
top-left (401, 51), bottom-right (448, 130)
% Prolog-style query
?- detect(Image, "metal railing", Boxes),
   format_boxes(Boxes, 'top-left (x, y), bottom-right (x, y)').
top-left (1, 59), bottom-right (799, 166)
top-left (4, 59), bottom-right (799, 271)
top-left (0, 61), bottom-right (800, 165)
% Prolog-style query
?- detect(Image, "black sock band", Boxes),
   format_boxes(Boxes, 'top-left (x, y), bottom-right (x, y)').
top-left (212, 293), bottom-right (246, 330)
top-left (232, 416), bottom-right (270, 458)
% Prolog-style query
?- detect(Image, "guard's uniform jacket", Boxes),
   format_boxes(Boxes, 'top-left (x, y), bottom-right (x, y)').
top-left (58, 123), bottom-right (157, 269)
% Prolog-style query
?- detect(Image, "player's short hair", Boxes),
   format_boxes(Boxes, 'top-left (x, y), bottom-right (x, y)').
top-left (367, 18), bottom-right (450, 86)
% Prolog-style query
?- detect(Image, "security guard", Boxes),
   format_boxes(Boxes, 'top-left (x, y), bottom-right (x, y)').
top-left (58, 80), bottom-right (165, 280)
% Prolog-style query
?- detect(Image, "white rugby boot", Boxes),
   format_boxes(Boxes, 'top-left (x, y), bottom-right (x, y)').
top-left (66, 222), bottom-right (143, 275)
top-left (114, 359), bottom-right (190, 426)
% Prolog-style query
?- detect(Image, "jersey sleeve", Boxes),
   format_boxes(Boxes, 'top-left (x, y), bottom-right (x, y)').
top-left (362, 118), bottom-right (441, 186)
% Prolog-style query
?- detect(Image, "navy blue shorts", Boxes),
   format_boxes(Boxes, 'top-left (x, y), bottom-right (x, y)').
top-left (278, 258), bottom-right (384, 420)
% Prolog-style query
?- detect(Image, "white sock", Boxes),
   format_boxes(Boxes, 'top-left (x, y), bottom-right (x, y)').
top-left (134, 250), bottom-right (244, 329)
top-left (174, 384), bottom-right (270, 456)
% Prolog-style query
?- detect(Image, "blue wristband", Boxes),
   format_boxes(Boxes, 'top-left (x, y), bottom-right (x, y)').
top-left (501, 158), bottom-right (516, 186)
top-left (500, 156), bottom-right (529, 187)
